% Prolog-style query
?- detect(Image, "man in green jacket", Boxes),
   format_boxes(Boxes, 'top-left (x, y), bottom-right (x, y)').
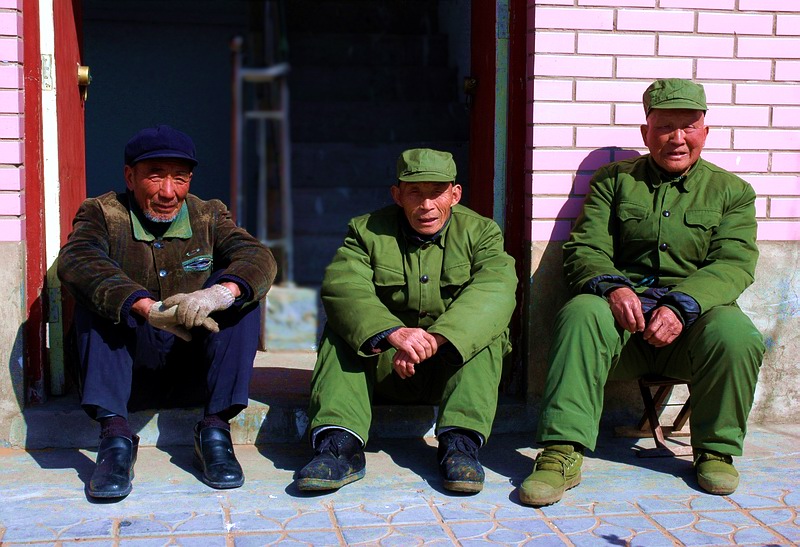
top-left (519, 79), bottom-right (765, 506)
top-left (295, 148), bottom-right (518, 493)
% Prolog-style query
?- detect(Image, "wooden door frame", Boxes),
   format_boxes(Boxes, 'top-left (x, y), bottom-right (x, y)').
top-left (23, 0), bottom-right (46, 404)
top-left (469, 0), bottom-right (527, 393)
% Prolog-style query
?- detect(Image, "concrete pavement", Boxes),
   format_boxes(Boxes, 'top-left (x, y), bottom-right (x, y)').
top-left (0, 424), bottom-right (798, 546)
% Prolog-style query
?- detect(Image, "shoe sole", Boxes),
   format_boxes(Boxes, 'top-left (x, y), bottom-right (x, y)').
top-left (87, 469), bottom-right (135, 499)
top-left (443, 479), bottom-right (483, 493)
top-left (697, 476), bottom-right (737, 496)
top-left (192, 456), bottom-right (245, 489)
top-left (296, 469), bottom-right (366, 491)
top-left (519, 473), bottom-right (581, 507)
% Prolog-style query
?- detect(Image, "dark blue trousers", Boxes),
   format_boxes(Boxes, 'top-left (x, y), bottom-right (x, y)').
top-left (75, 292), bottom-right (260, 421)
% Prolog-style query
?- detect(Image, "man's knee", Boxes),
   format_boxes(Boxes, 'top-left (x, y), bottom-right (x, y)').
top-left (691, 306), bottom-right (765, 361)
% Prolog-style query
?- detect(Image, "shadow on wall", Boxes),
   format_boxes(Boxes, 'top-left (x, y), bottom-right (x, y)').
top-left (527, 147), bottom-right (642, 425)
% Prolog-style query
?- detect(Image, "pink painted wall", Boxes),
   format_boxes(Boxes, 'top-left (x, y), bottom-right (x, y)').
top-left (528, 1), bottom-right (800, 242)
top-left (0, 1), bottom-right (23, 242)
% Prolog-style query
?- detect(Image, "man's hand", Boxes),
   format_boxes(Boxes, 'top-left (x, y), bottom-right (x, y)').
top-left (608, 287), bottom-right (646, 333)
top-left (147, 302), bottom-right (206, 341)
top-left (162, 284), bottom-right (235, 330)
top-left (387, 327), bottom-right (439, 379)
top-left (642, 306), bottom-right (683, 347)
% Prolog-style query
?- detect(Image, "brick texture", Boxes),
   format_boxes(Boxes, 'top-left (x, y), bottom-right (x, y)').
top-left (526, 3), bottom-right (798, 241)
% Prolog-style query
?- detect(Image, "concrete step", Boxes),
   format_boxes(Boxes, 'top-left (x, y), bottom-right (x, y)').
top-left (289, 32), bottom-right (450, 67)
top-left (290, 66), bottom-right (459, 102)
top-left (11, 351), bottom-right (535, 450)
top-left (291, 101), bottom-right (469, 142)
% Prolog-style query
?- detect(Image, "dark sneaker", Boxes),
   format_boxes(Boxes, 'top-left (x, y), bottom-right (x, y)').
top-left (519, 444), bottom-right (583, 506)
top-left (695, 450), bottom-right (739, 495)
top-left (438, 430), bottom-right (485, 493)
top-left (296, 429), bottom-right (366, 491)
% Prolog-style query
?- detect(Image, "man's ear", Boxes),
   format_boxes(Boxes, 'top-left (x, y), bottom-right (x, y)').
top-left (390, 183), bottom-right (402, 206)
top-left (451, 183), bottom-right (463, 205)
top-left (124, 165), bottom-right (135, 191)
top-left (640, 124), bottom-right (649, 147)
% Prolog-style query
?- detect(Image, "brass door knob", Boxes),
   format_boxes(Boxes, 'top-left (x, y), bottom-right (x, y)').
top-left (78, 65), bottom-right (91, 101)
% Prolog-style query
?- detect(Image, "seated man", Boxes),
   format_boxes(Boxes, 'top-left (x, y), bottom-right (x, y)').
top-left (519, 79), bottom-right (765, 506)
top-left (295, 149), bottom-right (518, 493)
top-left (58, 125), bottom-right (277, 499)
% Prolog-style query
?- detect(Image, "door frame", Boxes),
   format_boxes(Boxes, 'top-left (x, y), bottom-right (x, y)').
top-left (469, 0), bottom-right (528, 393)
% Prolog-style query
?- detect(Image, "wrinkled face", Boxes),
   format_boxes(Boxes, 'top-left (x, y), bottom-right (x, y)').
top-left (125, 159), bottom-right (193, 222)
top-left (641, 109), bottom-right (709, 175)
top-left (391, 181), bottom-right (462, 236)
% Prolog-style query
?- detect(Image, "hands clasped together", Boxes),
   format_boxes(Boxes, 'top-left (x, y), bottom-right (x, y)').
top-left (607, 287), bottom-right (682, 347)
top-left (147, 284), bottom-right (235, 342)
top-left (386, 327), bottom-right (449, 379)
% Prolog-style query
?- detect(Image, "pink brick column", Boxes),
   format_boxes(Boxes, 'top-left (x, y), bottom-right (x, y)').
top-left (528, 1), bottom-right (800, 242)
top-left (0, 1), bottom-right (23, 242)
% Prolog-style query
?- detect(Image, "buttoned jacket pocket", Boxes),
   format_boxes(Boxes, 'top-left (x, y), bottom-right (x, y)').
top-left (683, 209), bottom-right (722, 261)
top-left (373, 265), bottom-right (407, 310)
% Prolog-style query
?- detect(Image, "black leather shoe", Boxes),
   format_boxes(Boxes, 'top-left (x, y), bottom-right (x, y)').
top-left (193, 426), bottom-right (244, 489)
top-left (296, 429), bottom-right (366, 491)
top-left (438, 430), bottom-right (484, 493)
top-left (88, 435), bottom-right (139, 499)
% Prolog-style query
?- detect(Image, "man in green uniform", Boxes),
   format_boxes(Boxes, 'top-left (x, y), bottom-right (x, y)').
top-left (295, 148), bottom-right (517, 493)
top-left (519, 79), bottom-right (765, 506)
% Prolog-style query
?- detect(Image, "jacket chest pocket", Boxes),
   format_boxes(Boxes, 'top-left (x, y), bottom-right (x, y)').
top-left (440, 263), bottom-right (470, 305)
top-left (682, 209), bottom-right (721, 261)
top-left (616, 201), bottom-right (651, 245)
top-left (373, 266), bottom-right (407, 309)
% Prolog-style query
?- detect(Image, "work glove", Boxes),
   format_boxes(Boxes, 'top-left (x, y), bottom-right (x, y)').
top-left (147, 302), bottom-right (195, 341)
top-left (162, 284), bottom-right (235, 331)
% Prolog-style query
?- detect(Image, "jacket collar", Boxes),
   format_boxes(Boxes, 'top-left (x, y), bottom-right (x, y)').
top-left (129, 197), bottom-right (192, 241)
top-left (646, 155), bottom-right (703, 192)
top-left (399, 209), bottom-right (452, 248)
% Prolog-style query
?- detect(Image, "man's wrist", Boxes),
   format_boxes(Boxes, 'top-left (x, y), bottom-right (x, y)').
top-left (131, 297), bottom-right (157, 318)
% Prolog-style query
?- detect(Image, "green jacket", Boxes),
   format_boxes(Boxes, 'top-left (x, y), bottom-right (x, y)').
top-left (563, 155), bottom-right (759, 315)
top-left (58, 191), bottom-right (277, 324)
top-left (322, 204), bottom-right (518, 363)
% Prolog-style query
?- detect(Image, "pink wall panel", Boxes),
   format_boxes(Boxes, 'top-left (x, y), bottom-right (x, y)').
top-left (527, 2), bottom-right (798, 241)
top-left (534, 31), bottom-right (576, 54)
top-left (739, 0), bottom-right (800, 12)
top-left (0, 192), bottom-right (21, 215)
top-left (698, 13), bottom-right (773, 35)
top-left (0, 167), bottom-right (21, 191)
top-left (617, 9), bottom-right (694, 32)
top-left (0, 217), bottom-right (21, 242)
top-left (534, 7), bottom-right (614, 30)
top-left (777, 15), bottom-right (800, 36)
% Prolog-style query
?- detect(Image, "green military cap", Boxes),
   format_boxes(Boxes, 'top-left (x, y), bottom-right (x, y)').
top-left (643, 78), bottom-right (707, 115)
top-left (396, 148), bottom-right (456, 183)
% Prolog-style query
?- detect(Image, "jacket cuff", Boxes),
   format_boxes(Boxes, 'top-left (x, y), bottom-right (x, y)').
top-left (659, 291), bottom-right (700, 328)
top-left (582, 275), bottom-right (634, 297)
top-left (122, 289), bottom-right (154, 327)
top-left (362, 326), bottom-right (401, 354)
top-left (217, 274), bottom-right (253, 304)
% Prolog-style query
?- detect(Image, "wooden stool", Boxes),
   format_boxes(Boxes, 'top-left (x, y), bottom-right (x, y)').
top-left (615, 375), bottom-right (693, 458)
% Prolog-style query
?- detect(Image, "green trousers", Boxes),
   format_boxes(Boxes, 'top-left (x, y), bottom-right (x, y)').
top-left (307, 326), bottom-right (506, 444)
top-left (536, 294), bottom-right (764, 456)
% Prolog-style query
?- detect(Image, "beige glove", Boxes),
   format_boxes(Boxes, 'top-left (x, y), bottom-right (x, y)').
top-left (147, 302), bottom-right (194, 341)
top-left (162, 284), bottom-right (235, 330)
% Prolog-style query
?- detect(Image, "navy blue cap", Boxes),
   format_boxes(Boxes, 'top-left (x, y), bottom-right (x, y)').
top-left (124, 125), bottom-right (198, 166)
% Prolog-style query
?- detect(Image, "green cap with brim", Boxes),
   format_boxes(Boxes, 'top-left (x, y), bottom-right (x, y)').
top-left (643, 78), bottom-right (707, 116)
top-left (396, 148), bottom-right (456, 183)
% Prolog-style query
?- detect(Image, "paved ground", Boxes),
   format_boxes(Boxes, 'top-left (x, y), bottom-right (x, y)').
top-left (0, 424), bottom-right (797, 546)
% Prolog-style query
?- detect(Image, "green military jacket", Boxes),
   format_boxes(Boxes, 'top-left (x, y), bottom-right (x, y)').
top-left (563, 155), bottom-right (759, 314)
top-left (322, 204), bottom-right (518, 363)
top-left (58, 191), bottom-right (277, 324)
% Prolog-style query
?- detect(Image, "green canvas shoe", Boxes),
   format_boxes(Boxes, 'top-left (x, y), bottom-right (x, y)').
top-left (695, 450), bottom-right (739, 495)
top-left (519, 444), bottom-right (583, 506)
